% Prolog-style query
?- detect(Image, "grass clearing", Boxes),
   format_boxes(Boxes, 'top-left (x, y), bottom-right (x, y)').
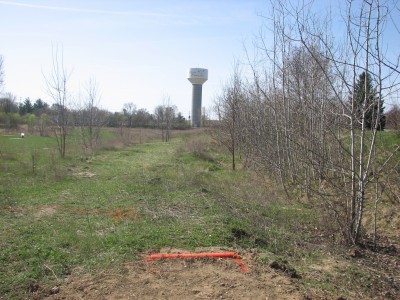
top-left (0, 129), bottom-right (399, 299)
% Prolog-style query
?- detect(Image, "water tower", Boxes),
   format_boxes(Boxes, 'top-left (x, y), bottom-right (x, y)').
top-left (187, 68), bottom-right (208, 127)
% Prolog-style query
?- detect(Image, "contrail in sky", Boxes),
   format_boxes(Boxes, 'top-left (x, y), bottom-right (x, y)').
top-left (0, 0), bottom-right (175, 17)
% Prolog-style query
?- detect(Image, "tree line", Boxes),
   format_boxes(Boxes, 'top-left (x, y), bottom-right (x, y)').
top-left (1, 47), bottom-right (191, 158)
top-left (214, 0), bottom-right (400, 246)
top-left (0, 49), bottom-right (190, 158)
top-left (0, 95), bottom-right (189, 131)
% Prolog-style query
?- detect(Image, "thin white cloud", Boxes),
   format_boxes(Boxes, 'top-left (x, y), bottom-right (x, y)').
top-left (0, 0), bottom-right (176, 18)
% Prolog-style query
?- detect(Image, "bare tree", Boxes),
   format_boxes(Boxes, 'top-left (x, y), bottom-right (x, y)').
top-left (213, 62), bottom-right (245, 170)
top-left (123, 102), bottom-right (136, 128)
top-left (154, 104), bottom-right (166, 140)
top-left (0, 93), bottom-right (18, 113)
top-left (164, 106), bottom-right (175, 142)
top-left (77, 78), bottom-right (106, 153)
top-left (0, 93), bottom-right (20, 130)
top-left (39, 113), bottom-right (51, 136)
top-left (154, 95), bottom-right (176, 142)
top-left (133, 108), bottom-right (151, 128)
top-left (237, 0), bottom-right (400, 245)
top-left (43, 46), bottom-right (71, 158)
top-left (386, 104), bottom-right (400, 130)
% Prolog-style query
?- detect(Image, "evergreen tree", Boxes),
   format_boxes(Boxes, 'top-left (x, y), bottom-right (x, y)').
top-left (32, 98), bottom-right (49, 117)
top-left (33, 98), bottom-right (48, 112)
top-left (354, 71), bottom-right (386, 130)
top-left (18, 98), bottom-right (33, 115)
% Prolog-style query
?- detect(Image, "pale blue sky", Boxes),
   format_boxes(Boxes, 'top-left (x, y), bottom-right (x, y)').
top-left (1, 1), bottom-right (399, 115)
top-left (0, 0), bottom-right (266, 115)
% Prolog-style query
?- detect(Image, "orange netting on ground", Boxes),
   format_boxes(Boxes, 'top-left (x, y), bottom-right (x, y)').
top-left (145, 252), bottom-right (248, 273)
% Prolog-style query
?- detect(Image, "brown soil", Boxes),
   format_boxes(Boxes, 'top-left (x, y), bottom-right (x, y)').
top-left (30, 248), bottom-right (323, 300)
top-left (1, 205), bottom-right (140, 223)
top-left (34, 205), bottom-right (58, 219)
top-left (23, 244), bottom-right (400, 300)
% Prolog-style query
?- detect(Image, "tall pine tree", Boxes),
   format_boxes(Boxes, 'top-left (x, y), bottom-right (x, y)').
top-left (354, 71), bottom-right (386, 130)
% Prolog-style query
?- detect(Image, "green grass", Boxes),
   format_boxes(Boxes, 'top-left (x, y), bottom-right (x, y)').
top-left (377, 130), bottom-right (400, 147)
top-left (2, 128), bottom-right (399, 299)
top-left (0, 129), bottom-right (337, 298)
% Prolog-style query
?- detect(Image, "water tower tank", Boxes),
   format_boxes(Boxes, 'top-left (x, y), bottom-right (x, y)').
top-left (187, 68), bottom-right (208, 128)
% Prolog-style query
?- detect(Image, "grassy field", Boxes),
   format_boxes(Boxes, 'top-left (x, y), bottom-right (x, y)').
top-left (0, 128), bottom-right (399, 299)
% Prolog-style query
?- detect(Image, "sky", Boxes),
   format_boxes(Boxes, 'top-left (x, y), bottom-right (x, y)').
top-left (1, 1), bottom-right (399, 116)
top-left (0, 0), bottom-right (267, 116)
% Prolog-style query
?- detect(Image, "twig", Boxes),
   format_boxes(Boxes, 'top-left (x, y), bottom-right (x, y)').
top-left (44, 264), bottom-right (59, 282)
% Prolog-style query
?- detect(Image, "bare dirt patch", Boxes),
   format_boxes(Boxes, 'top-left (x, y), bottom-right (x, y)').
top-left (1, 205), bottom-right (141, 223)
top-left (42, 259), bottom-right (305, 300)
top-left (71, 169), bottom-right (96, 178)
top-left (309, 257), bottom-right (349, 273)
top-left (34, 205), bottom-right (58, 219)
top-left (74, 207), bottom-right (141, 222)
top-left (31, 248), bottom-right (327, 300)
